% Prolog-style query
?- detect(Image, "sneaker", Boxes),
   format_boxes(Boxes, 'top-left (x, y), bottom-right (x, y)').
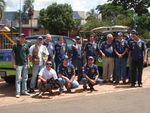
top-left (16, 94), bottom-right (20, 98)
top-left (22, 91), bottom-right (30, 96)
top-left (28, 89), bottom-right (35, 93)
top-left (90, 86), bottom-right (95, 91)
top-left (38, 92), bottom-right (43, 98)
top-left (83, 85), bottom-right (87, 91)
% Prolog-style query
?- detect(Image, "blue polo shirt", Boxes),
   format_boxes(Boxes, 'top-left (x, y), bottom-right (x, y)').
top-left (83, 64), bottom-right (99, 79)
top-left (57, 63), bottom-right (75, 79)
top-left (54, 43), bottom-right (68, 60)
top-left (72, 44), bottom-right (82, 60)
top-left (129, 39), bottom-right (147, 61)
top-left (114, 39), bottom-right (129, 58)
top-left (84, 42), bottom-right (97, 58)
top-left (99, 41), bottom-right (114, 57)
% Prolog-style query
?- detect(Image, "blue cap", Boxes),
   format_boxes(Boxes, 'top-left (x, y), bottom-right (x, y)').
top-left (117, 32), bottom-right (123, 36)
top-left (131, 29), bottom-right (138, 34)
top-left (63, 55), bottom-right (69, 60)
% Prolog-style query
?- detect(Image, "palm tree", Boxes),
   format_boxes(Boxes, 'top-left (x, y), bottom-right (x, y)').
top-left (86, 9), bottom-right (97, 21)
top-left (0, 0), bottom-right (5, 20)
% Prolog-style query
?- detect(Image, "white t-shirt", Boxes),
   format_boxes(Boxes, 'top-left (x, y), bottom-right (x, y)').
top-left (29, 44), bottom-right (49, 66)
top-left (38, 66), bottom-right (58, 80)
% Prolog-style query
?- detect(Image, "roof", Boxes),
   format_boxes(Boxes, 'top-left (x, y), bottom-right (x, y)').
top-left (91, 25), bottom-right (129, 33)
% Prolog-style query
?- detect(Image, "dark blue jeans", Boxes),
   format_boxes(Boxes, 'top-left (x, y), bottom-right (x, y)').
top-left (114, 58), bottom-right (127, 82)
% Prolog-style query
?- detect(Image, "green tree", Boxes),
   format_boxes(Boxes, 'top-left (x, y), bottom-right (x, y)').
top-left (38, 3), bottom-right (74, 35)
top-left (0, 0), bottom-right (5, 20)
top-left (86, 9), bottom-right (97, 22)
top-left (108, 0), bottom-right (150, 16)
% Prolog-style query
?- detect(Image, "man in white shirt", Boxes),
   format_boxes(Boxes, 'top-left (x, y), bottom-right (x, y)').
top-left (29, 36), bottom-right (49, 93)
top-left (38, 60), bottom-right (63, 97)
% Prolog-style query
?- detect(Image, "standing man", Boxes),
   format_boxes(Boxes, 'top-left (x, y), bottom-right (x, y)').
top-left (54, 36), bottom-right (68, 71)
top-left (29, 36), bottom-right (49, 93)
top-left (99, 34), bottom-right (114, 83)
top-left (57, 55), bottom-right (79, 93)
top-left (129, 30), bottom-right (147, 87)
top-left (44, 34), bottom-right (55, 66)
top-left (71, 36), bottom-right (83, 82)
top-left (84, 34), bottom-right (97, 63)
top-left (43, 34), bottom-right (51, 47)
top-left (82, 56), bottom-right (102, 91)
top-left (114, 32), bottom-right (128, 84)
top-left (12, 33), bottom-right (30, 98)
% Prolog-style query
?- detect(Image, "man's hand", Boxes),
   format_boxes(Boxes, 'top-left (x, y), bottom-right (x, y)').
top-left (13, 64), bottom-right (16, 69)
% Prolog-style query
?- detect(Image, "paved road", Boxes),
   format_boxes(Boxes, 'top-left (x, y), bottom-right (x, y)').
top-left (0, 87), bottom-right (150, 113)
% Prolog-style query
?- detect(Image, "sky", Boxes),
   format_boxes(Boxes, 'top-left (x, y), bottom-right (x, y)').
top-left (5, 0), bottom-right (108, 12)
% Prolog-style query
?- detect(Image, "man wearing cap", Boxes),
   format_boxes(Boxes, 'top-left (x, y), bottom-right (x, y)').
top-left (82, 56), bottom-right (102, 91)
top-left (57, 55), bottom-right (79, 93)
top-left (114, 32), bottom-right (129, 84)
top-left (71, 36), bottom-right (83, 82)
top-left (28, 36), bottom-right (49, 93)
top-left (12, 33), bottom-right (30, 98)
top-left (129, 31), bottom-right (147, 87)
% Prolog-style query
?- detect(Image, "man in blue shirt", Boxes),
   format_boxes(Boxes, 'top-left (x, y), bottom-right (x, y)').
top-left (82, 56), bottom-right (103, 91)
top-left (129, 30), bottom-right (147, 87)
top-left (99, 34), bottom-right (114, 83)
top-left (54, 36), bottom-right (68, 71)
top-left (57, 55), bottom-right (79, 93)
top-left (84, 35), bottom-right (97, 63)
top-left (114, 32), bottom-right (128, 84)
top-left (71, 36), bottom-right (83, 82)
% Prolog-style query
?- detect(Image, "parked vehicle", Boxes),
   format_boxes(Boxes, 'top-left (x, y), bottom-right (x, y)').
top-left (0, 34), bottom-right (75, 84)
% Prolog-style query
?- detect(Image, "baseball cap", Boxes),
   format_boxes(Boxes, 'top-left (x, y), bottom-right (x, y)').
top-left (88, 56), bottom-right (94, 60)
top-left (19, 33), bottom-right (25, 37)
top-left (117, 32), bottom-right (123, 37)
top-left (63, 55), bottom-right (69, 60)
top-left (37, 36), bottom-right (43, 40)
top-left (131, 29), bottom-right (138, 35)
top-left (76, 36), bottom-right (80, 40)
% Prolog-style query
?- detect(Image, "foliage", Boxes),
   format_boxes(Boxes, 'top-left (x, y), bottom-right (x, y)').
top-left (0, 0), bottom-right (5, 20)
top-left (38, 3), bottom-right (74, 35)
top-left (108, 0), bottom-right (150, 16)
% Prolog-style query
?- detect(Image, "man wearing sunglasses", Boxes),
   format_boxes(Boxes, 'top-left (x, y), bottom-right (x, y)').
top-left (37, 60), bottom-right (63, 97)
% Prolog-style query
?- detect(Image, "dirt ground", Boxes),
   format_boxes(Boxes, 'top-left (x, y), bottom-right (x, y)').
top-left (0, 66), bottom-right (150, 107)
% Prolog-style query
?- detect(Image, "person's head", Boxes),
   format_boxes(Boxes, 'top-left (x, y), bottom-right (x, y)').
top-left (58, 36), bottom-right (64, 45)
top-left (18, 33), bottom-right (26, 44)
top-left (46, 60), bottom-right (52, 70)
top-left (88, 56), bottom-right (94, 66)
top-left (131, 29), bottom-right (139, 41)
top-left (75, 36), bottom-right (81, 43)
top-left (90, 35), bottom-right (95, 43)
top-left (62, 55), bottom-right (69, 66)
top-left (37, 36), bottom-right (43, 45)
top-left (117, 32), bottom-right (123, 40)
top-left (106, 33), bottom-right (114, 43)
top-left (45, 34), bottom-right (51, 43)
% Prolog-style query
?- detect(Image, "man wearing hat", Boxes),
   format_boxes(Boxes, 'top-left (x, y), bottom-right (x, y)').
top-left (57, 55), bottom-right (79, 93)
top-left (82, 56), bottom-right (102, 91)
top-left (129, 30), bottom-right (147, 87)
top-left (28, 35), bottom-right (49, 93)
top-left (12, 33), bottom-right (30, 98)
top-left (114, 32), bottom-right (128, 84)
top-left (71, 36), bottom-right (83, 82)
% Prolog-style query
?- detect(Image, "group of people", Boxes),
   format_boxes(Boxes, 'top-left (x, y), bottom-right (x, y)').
top-left (12, 29), bottom-right (147, 98)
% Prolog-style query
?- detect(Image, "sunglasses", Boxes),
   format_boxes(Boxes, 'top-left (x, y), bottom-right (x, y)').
top-left (46, 63), bottom-right (52, 66)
